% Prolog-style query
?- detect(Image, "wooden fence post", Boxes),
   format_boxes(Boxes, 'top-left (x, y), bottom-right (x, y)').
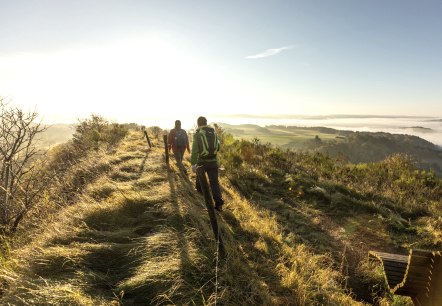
top-left (143, 130), bottom-right (152, 148)
top-left (196, 166), bottom-right (225, 257)
top-left (163, 134), bottom-right (169, 163)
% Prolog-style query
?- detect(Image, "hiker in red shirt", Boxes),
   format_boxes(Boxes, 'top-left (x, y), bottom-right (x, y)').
top-left (168, 120), bottom-right (190, 165)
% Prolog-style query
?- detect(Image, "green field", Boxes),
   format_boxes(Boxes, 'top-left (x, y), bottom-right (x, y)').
top-left (217, 122), bottom-right (442, 176)
top-left (217, 123), bottom-right (345, 147)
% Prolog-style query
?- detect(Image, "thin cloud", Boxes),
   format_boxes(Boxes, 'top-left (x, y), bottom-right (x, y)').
top-left (245, 46), bottom-right (294, 59)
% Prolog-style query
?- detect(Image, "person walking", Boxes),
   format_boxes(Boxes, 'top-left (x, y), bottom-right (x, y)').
top-left (190, 116), bottom-right (224, 211)
top-left (168, 120), bottom-right (190, 165)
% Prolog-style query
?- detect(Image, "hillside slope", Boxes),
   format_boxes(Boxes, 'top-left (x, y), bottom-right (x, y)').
top-left (217, 129), bottom-right (442, 305)
top-left (218, 123), bottom-right (442, 176)
top-left (0, 131), bottom-right (364, 305)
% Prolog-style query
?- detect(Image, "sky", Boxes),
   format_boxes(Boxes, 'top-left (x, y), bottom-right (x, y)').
top-left (1, 0), bottom-right (441, 124)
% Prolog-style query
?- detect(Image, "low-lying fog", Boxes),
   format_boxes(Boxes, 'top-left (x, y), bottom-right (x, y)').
top-left (214, 116), bottom-right (442, 147)
top-left (145, 115), bottom-right (442, 147)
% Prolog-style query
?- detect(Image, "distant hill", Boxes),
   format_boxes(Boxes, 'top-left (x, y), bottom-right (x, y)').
top-left (403, 126), bottom-right (433, 133)
top-left (217, 123), bottom-right (442, 176)
top-left (214, 114), bottom-right (437, 120)
top-left (315, 131), bottom-right (442, 175)
top-left (36, 123), bottom-right (74, 149)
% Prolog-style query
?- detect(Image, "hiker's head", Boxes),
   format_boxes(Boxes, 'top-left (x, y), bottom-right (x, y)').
top-left (197, 116), bottom-right (207, 127)
top-left (174, 120), bottom-right (181, 129)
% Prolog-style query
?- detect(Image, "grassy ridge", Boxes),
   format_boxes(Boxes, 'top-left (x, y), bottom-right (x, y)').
top-left (0, 130), bottom-right (365, 305)
top-left (0, 132), bottom-right (215, 305)
top-left (3, 127), bottom-right (439, 305)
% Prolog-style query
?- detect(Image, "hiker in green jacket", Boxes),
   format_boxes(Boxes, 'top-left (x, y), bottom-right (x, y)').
top-left (190, 116), bottom-right (224, 211)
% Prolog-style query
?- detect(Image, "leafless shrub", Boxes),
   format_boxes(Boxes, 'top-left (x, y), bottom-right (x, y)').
top-left (0, 97), bottom-right (48, 231)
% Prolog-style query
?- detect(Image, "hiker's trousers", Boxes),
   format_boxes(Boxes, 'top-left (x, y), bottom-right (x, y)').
top-left (196, 161), bottom-right (224, 207)
top-left (173, 147), bottom-right (186, 164)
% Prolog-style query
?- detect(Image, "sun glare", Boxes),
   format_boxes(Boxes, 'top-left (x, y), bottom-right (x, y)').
top-left (0, 33), bottom-right (257, 123)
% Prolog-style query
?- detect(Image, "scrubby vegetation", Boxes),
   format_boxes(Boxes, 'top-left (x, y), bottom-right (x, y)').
top-left (218, 123), bottom-right (442, 176)
top-left (217, 126), bottom-right (441, 304)
top-left (0, 120), bottom-right (440, 305)
top-left (0, 112), bottom-right (128, 235)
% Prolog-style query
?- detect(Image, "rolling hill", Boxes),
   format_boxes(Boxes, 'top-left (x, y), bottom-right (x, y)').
top-left (217, 123), bottom-right (442, 177)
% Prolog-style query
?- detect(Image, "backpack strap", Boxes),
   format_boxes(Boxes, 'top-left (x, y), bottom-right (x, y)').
top-left (196, 127), bottom-right (207, 156)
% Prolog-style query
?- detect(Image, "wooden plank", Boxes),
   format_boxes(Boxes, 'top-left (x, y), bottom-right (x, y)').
top-left (380, 257), bottom-right (409, 264)
top-left (411, 252), bottom-right (433, 259)
top-left (384, 270), bottom-right (407, 276)
top-left (382, 261), bottom-right (408, 268)
top-left (387, 280), bottom-right (404, 287)
top-left (407, 277), bottom-right (431, 284)
top-left (397, 285), bottom-right (427, 292)
top-left (385, 272), bottom-right (406, 279)
top-left (384, 271), bottom-right (406, 279)
top-left (386, 277), bottom-right (404, 284)
top-left (410, 256), bottom-right (433, 266)
top-left (371, 250), bottom-right (408, 256)
top-left (396, 287), bottom-right (425, 295)
top-left (412, 249), bottom-right (436, 256)
top-left (403, 282), bottom-right (430, 288)
top-left (407, 267), bottom-right (432, 275)
top-left (386, 276), bottom-right (405, 283)
top-left (405, 269), bottom-right (432, 278)
top-left (373, 251), bottom-right (408, 257)
top-left (407, 268), bottom-right (431, 277)
top-left (384, 266), bottom-right (407, 275)
top-left (379, 255), bottom-right (409, 262)
top-left (387, 280), bottom-right (403, 286)
top-left (379, 256), bottom-right (408, 262)
top-left (398, 285), bottom-right (429, 293)
top-left (384, 265), bottom-right (407, 272)
top-left (382, 258), bottom-right (408, 264)
top-left (402, 280), bottom-right (431, 288)
top-left (382, 260), bottom-right (409, 267)
top-left (385, 274), bottom-right (404, 281)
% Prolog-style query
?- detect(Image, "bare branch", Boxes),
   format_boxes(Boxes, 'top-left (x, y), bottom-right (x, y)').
top-left (0, 98), bottom-right (47, 229)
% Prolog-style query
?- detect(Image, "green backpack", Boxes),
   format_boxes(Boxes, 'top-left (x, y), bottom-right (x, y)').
top-left (197, 126), bottom-right (219, 159)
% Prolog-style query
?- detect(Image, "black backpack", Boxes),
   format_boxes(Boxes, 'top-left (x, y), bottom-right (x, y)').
top-left (197, 127), bottom-right (219, 159)
top-left (174, 129), bottom-right (187, 147)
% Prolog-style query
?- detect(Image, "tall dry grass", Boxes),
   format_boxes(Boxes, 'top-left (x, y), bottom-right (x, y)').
top-left (0, 130), bottom-right (366, 305)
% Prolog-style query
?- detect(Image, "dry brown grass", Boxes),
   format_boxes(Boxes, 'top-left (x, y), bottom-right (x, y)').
top-left (0, 130), bottom-right (365, 305)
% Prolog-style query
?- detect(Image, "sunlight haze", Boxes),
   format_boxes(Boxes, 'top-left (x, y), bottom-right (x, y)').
top-left (1, 0), bottom-right (441, 123)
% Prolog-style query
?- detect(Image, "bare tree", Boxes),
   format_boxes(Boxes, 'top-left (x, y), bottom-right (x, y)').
top-left (0, 97), bottom-right (48, 231)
